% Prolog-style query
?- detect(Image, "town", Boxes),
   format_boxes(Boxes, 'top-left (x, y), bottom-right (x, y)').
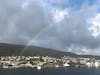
top-left (0, 55), bottom-right (100, 70)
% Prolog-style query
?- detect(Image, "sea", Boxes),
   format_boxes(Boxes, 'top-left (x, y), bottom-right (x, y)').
top-left (0, 67), bottom-right (100, 75)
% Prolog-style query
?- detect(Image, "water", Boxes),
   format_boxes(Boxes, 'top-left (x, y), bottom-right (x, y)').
top-left (0, 67), bottom-right (100, 75)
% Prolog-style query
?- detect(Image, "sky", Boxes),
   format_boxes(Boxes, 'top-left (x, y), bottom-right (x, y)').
top-left (0, 0), bottom-right (100, 55)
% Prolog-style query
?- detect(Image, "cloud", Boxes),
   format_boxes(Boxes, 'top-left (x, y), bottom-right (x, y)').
top-left (0, 0), bottom-right (51, 44)
top-left (89, 13), bottom-right (100, 38)
top-left (31, 0), bottom-right (100, 55)
top-left (47, 0), bottom-right (69, 6)
top-left (52, 9), bottom-right (69, 23)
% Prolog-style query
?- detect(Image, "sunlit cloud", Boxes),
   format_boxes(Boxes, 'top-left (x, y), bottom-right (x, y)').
top-left (21, 0), bottom-right (30, 9)
top-left (89, 13), bottom-right (100, 38)
top-left (52, 9), bottom-right (68, 23)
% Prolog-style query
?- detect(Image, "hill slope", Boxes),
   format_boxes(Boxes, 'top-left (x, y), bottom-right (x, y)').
top-left (0, 43), bottom-right (100, 59)
top-left (0, 43), bottom-right (76, 57)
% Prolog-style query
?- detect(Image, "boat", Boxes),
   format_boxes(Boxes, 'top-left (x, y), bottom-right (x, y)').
top-left (37, 65), bottom-right (41, 70)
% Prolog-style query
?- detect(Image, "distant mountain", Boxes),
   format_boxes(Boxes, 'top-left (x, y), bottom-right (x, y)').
top-left (0, 43), bottom-right (100, 59)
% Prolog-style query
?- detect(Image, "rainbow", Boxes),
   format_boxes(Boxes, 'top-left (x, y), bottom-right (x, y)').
top-left (20, 24), bottom-right (52, 55)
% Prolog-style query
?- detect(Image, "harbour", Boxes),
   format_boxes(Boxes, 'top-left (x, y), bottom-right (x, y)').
top-left (0, 55), bottom-right (100, 70)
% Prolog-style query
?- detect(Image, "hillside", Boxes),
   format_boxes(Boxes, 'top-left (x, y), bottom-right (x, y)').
top-left (0, 43), bottom-right (100, 59)
top-left (0, 43), bottom-right (76, 57)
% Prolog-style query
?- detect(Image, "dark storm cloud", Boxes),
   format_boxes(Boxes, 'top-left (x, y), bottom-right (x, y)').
top-left (0, 0), bottom-right (51, 44)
